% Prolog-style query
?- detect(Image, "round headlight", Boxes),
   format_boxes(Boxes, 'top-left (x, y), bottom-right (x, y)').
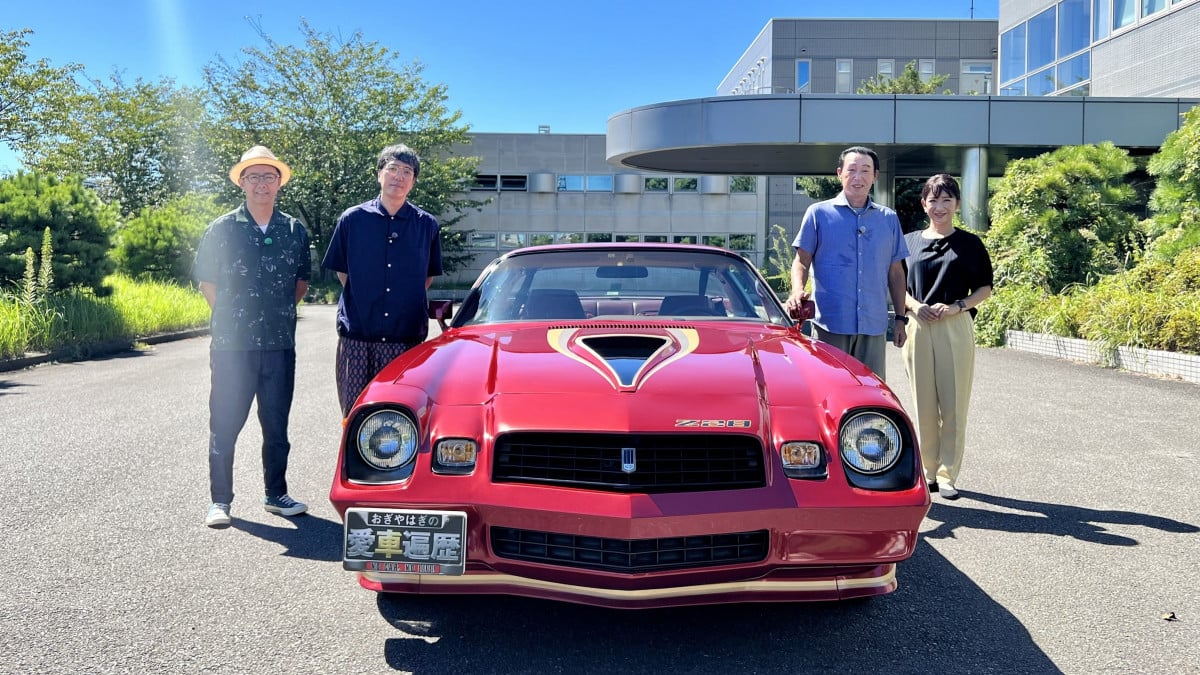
top-left (839, 412), bottom-right (903, 475)
top-left (356, 410), bottom-right (418, 471)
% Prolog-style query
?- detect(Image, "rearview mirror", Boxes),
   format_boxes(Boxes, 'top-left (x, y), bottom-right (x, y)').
top-left (595, 265), bottom-right (648, 279)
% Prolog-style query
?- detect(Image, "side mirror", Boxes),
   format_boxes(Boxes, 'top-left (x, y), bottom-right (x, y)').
top-left (428, 300), bottom-right (454, 331)
top-left (788, 299), bottom-right (815, 323)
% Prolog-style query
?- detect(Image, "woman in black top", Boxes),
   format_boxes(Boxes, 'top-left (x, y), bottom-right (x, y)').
top-left (900, 174), bottom-right (993, 500)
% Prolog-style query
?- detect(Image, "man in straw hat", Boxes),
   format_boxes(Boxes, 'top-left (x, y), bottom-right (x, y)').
top-left (322, 143), bottom-right (442, 417)
top-left (193, 145), bottom-right (311, 528)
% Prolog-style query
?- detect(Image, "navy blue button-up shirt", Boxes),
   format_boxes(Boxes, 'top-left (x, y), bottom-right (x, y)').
top-left (322, 197), bottom-right (442, 343)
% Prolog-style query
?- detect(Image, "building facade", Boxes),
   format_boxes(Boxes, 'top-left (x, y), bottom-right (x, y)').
top-left (999, 0), bottom-right (1200, 96)
top-left (445, 12), bottom-right (1198, 286)
top-left (448, 133), bottom-right (772, 283)
top-left (719, 18), bottom-right (1000, 97)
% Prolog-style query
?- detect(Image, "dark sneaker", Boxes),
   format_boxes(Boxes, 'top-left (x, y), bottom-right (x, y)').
top-left (205, 502), bottom-right (232, 528)
top-left (263, 494), bottom-right (307, 516)
top-left (940, 484), bottom-right (960, 500)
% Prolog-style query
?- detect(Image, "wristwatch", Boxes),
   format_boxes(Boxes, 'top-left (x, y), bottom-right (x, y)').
top-left (894, 315), bottom-right (908, 324)
top-left (956, 299), bottom-right (967, 311)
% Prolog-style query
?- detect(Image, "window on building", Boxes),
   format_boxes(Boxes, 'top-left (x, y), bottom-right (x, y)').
top-left (877, 59), bottom-right (895, 79)
top-left (529, 233), bottom-right (554, 246)
top-left (1000, 78), bottom-right (1027, 96)
top-left (918, 59), bottom-right (935, 83)
top-left (674, 235), bottom-right (698, 244)
top-left (1056, 52), bottom-right (1090, 90)
top-left (1058, 0), bottom-right (1091, 57)
top-left (469, 232), bottom-right (497, 249)
top-left (644, 177), bottom-right (669, 192)
top-left (1027, 7), bottom-right (1057, 72)
top-left (554, 233), bottom-right (584, 244)
top-left (1094, 0), bottom-right (1111, 38)
top-left (729, 234), bottom-right (756, 251)
top-left (836, 59), bottom-right (853, 93)
top-left (1142, 0), bottom-right (1167, 17)
top-left (1060, 83), bottom-right (1090, 95)
top-left (557, 175), bottom-right (584, 192)
top-left (961, 61), bottom-right (995, 95)
top-left (1114, 0), bottom-right (1136, 28)
top-left (796, 59), bottom-right (812, 93)
top-left (499, 233), bottom-right (526, 249)
top-left (673, 177), bottom-right (698, 192)
top-left (730, 176), bottom-right (757, 193)
top-left (1000, 24), bottom-right (1027, 83)
top-left (643, 235), bottom-right (668, 243)
top-left (615, 234), bottom-right (640, 243)
top-left (586, 233), bottom-right (613, 243)
top-left (472, 174), bottom-right (498, 191)
top-left (703, 235), bottom-right (727, 248)
top-left (500, 174), bottom-right (527, 191)
top-left (1027, 67), bottom-right (1057, 95)
top-left (586, 175), bottom-right (614, 192)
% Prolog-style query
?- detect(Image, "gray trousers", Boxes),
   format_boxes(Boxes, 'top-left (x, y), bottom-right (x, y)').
top-left (812, 326), bottom-right (887, 380)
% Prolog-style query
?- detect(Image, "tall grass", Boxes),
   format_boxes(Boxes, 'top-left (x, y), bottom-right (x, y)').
top-left (0, 275), bottom-right (210, 360)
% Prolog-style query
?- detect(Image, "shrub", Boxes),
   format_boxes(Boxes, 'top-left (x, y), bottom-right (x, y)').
top-left (986, 143), bottom-right (1144, 293)
top-left (113, 192), bottom-right (225, 284)
top-left (0, 172), bottom-right (117, 295)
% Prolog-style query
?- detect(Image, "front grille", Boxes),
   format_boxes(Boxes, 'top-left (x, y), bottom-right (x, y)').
top-left (491, 527), bottom-right (770, 573)
top-left (493, 432), bottom-right (765, 493)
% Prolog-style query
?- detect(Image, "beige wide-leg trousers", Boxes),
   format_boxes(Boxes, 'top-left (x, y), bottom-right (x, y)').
top-left (901, 311), bottom-right (976, 488)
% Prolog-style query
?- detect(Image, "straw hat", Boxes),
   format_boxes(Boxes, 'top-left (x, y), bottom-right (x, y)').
top-left (228, 145), bottom-right (292, 186)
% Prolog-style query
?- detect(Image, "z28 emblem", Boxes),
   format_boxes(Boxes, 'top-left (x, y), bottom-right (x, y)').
top-left (675, 419), bottom-right (752, 428)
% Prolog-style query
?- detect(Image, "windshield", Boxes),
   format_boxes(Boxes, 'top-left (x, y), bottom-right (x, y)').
top-left (452, 246), bottom-right (789, 327)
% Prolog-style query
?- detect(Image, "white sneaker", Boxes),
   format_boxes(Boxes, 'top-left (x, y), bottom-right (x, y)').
top-left (205, 502), bottom-right (232, 527)
top-left (940, 484), bottom-right (960, 500)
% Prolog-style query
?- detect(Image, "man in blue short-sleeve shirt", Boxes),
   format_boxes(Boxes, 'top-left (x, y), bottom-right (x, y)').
top-left (322, 143), bottom-right (443, 416)
top-left (785, 146), bottom-right (909, 379)
top-left (193, 145), bottom-right (311, 528)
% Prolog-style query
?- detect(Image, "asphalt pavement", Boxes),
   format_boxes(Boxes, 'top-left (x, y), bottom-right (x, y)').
top-left (0, 304), bottom-right (1196, 674)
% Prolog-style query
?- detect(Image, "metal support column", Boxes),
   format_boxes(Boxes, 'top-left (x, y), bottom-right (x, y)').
top-left (961, 146), bottom-right (989, 230)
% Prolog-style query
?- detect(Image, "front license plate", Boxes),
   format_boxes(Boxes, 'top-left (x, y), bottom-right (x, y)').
top-left (342, 508), bottom-right (467, 575)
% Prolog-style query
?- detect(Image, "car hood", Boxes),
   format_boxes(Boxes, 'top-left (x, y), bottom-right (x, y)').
top-left (368, 321), bottom-right (881, 414)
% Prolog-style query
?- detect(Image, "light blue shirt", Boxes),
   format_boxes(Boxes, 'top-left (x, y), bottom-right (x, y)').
top-left (792, 193), bottom-right (908, 336)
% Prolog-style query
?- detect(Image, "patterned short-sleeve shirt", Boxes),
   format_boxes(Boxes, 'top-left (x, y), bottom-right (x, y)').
top-left (193, 204), bottom-right (311, 351)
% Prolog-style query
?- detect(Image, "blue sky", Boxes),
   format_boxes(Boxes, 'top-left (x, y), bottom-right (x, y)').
top-left (1, 0), bottom-right (999, 172)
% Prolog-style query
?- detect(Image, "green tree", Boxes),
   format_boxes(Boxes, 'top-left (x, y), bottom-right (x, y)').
top-left (203, 18), bottom-right (482, 273)
top-left (114, 193), bottom-right (225, 284)
top-left (0, 172), bottom-right (117, 294)
top-left (0, 28), bottom-right (81, 161)
top-left (986, 143), bottom-right (1144, 293)
top-left (794, 176), bottom-right (840, 199)
top-left (1144, 106), bottom-right (1200, 261)
top-left (23, 73), bottom-right (214, 215)
top-left (857, 60), bottom-right (951, 94)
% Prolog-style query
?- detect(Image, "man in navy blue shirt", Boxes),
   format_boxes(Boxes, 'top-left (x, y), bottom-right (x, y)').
top-left (322, 144), bottom-right (443, 416)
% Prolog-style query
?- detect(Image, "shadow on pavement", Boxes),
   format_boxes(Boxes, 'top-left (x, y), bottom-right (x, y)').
top-left (231, 514), bottom-right (343, 562)
top-left (372, 539), bottom-right (1060, 674)
top-left (924, 491), bottom-right (1199, 545)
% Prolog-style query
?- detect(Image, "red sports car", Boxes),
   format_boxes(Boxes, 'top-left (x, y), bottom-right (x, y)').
top-left (330, 244), bottom-right (929, 608)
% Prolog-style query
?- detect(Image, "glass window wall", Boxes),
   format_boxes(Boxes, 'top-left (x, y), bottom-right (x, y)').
top-left (1027, 7), bottom-right (1058, 71)
top-left (1058, 0), bottom-right (1091, 57)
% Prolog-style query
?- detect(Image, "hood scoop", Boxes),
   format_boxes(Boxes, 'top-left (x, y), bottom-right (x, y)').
top-left (579, 335), bottom-right (669, 386)
top-left (547, 326), bottom-right (700, 391)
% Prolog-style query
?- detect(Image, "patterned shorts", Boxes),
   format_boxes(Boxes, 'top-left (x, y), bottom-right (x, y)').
top-left (335, 337), bottom-right (413, 417)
